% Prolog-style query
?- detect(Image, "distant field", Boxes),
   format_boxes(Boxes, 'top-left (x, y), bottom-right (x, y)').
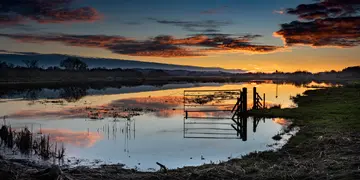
top-left (0, 68), bottom-right (359, 87)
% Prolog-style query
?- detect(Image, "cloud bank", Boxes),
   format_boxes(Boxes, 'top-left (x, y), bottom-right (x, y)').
top-left (150, 18), bottom-right (232, 33)
top-left (0, 0), bottom-right (101, 26)
top-left (274, 0), bottom-right (360, 47)
top-left (0, 33), bottom-right (283, 57)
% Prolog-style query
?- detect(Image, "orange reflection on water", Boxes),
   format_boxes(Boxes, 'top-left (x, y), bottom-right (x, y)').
top-left (272, 118), bottom-right (289, 126)
top-left (40, 129), bottom-right (103, 148)
top-left (154, 109), bottom-right (183, 118)
top-left (10, 109), bottom-right (87, 119)
top-left (6, 82), bottom-right (334, 120)
top-left (132, 96), bottom-right (183, 106)
top-left (109, 96), bottom-right (183, 110)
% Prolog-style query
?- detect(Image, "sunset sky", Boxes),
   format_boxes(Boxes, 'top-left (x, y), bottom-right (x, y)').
top-left (0, 0), bottom-right (359, 72)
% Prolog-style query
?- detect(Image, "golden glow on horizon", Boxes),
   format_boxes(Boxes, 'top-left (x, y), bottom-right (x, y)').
top-left (0, 38), bottom-right (359, 73)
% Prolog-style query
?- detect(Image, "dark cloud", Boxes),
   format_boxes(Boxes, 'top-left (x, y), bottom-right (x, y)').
top-left (0, 13), bottom-right (24, 25)
top-left (187, 33), bottom-right (263, 39)
top-left (0, 0), bottom-right (101, 25)
top-left (150, 18), bottom-right (232, 33)
top-left (0, 33), bottom-right (203, 57)
top-left (0, 33), bottom-right (283, 57)
top-left (201, 29), bottom-right (221, 33)
top-left (187, 33), bottom-right (234, 37)
top-left (286, 0), bottom-right (360, 20)
top-left (243, 34), bottom-right (263, 40)
top-left (275, 0), bottom-right (360, 47)
top-left (0, 23), bottom-right (46, 31)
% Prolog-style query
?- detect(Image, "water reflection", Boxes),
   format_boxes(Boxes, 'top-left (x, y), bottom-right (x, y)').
top-left (59, 87), bottom-right (87, 102)
top-left (0, 81), bottom-right (340, 102)
top-left (184, 116), bottom-right (271, 141)
top-left (4, 80), bottom-right (335, 120)
top-left (0, 81), bottom-right (330, 170)
top-left (2, 115), bottom-right (293, 170)
top-left (40, 129), bottom-right (102, 148)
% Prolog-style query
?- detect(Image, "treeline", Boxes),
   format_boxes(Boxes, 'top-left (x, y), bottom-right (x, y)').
top-left (1, 56), bottom-right (359, 84)
top-left (0, 57), bottom-right (175, 82)
top-left (240, 66), bottom-right (360, 80)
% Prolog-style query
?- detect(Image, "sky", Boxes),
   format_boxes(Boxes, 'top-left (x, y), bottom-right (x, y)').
top-left (0, 0), bottom-right (359, 72)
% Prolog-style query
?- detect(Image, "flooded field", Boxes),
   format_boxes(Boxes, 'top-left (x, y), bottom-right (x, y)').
top-left (0, 81), bottom-right (332, 170)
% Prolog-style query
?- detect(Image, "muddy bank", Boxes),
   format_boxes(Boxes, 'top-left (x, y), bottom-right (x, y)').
top-left (1, 130), bottom-right (359, 180)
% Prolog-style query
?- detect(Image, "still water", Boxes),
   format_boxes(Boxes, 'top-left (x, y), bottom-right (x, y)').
top-left (0, 81), bottom-right (330, 170)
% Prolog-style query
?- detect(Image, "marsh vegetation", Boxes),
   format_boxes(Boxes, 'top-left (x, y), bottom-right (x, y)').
top-left (0, 125), bottom-right (65, 161)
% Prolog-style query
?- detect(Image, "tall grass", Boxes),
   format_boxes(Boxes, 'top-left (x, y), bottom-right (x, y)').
top-left (0, 125), bottom-right (65, 160)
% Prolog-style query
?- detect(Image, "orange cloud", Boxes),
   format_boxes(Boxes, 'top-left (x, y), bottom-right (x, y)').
top-left (0, 33), bottom-right (283, 57)
top-left (273, 10), bottom-right (285, 14)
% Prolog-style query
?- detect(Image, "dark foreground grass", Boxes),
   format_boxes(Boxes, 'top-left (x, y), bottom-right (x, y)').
top-left (1, 85), bottom-right (360, 180)
top-left (0, 126), bottom-right (65, 160)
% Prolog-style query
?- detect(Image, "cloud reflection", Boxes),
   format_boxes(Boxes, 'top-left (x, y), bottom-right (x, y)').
top-left (9, 94), bottom-right (291, 119)
top-left (40, 129), bottom-right (103, 148)
top-left (272, 118), bottom-right (289, 126)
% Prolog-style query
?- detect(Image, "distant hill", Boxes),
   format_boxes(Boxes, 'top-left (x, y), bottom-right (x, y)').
top-left (0, 52), bottom-right (245, 73)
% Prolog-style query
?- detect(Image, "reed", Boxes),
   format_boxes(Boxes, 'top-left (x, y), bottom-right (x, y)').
top-left (15, 127), bottom-right (32, 154)
top-left (0, 125), bottom-right (66, 160)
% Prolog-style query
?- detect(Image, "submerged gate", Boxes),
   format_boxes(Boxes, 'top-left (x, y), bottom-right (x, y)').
top-left (183, 87), bottom-right (265, 141)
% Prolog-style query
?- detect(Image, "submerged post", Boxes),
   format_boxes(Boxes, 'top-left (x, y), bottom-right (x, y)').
top-left (242, 87), bottom-right (247, 113)
top-left (253, 87), bottom-right (257, 110)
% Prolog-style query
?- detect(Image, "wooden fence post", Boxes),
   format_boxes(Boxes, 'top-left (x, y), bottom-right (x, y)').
top-left (242, 87), bottom-right (247, 113)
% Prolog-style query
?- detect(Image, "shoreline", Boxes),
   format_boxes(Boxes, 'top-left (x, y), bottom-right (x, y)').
top-left (1, 84), bottom-right (360, 179)
top-left (0, 76), bottom-right (355, 86)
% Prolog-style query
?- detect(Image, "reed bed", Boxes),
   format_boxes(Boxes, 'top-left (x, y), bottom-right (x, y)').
top-left (0, 125), bottom-right (65, 160)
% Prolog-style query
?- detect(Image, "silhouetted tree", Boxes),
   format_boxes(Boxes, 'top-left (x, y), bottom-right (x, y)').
top-left (60, 57), bottom-right (88, 71)
top-left (46, 66), bottom-right (61, 71)
top-left (22, 60), bottom-right (39, 69)
top-left (342, 66), bottom-right (360, 73)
